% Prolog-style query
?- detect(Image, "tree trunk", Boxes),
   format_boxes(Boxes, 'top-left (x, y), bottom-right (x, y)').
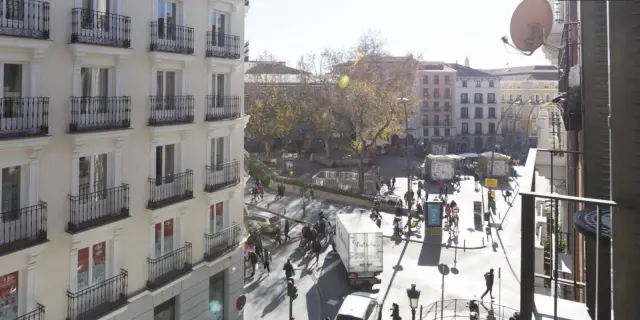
top-left (323, 137), bottom-right (331, 157)
top-left (357, 155), bottom-right (365, 194)
top-left (263, 141), bottom-right (271, 157)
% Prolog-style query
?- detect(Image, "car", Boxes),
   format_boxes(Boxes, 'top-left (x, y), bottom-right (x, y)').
top-left (335, 292), bottom-right (380, 320)
top-left (245, 210), bottom-right (281, 233)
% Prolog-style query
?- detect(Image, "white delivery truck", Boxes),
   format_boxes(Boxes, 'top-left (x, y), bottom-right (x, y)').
top-left (334, 213), bottom-right (384, 287)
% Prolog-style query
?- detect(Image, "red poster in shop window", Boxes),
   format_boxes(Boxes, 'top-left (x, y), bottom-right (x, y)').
top-left (78, 247), bottom-right (89, 272)
top-left (164, 219), bottom-right (173, 237)
top-left (93, 242), bottom-right (106, 265)
top-left (216, 202), bottom-right (223, 215)
top-left (0, 272), bottom-right (18, 298)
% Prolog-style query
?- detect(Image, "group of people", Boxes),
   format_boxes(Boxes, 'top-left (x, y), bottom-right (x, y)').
top-left (300, 212), bottom-right (332, 263)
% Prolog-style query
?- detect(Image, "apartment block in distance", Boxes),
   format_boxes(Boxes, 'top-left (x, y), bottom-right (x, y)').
top-left (0, 0), bottom-right (248, 319)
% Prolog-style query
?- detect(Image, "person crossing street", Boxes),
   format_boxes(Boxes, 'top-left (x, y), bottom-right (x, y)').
top-left (480, 269), bottom-right (495, 301)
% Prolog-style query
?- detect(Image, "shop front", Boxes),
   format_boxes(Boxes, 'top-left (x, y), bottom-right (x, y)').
top-left (209, 271), bottom-right (226, 320)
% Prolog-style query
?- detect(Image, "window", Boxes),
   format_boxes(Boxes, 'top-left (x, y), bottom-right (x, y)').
top-left (546, 94), bottom-right (550, 102)
top-left (209, 272), bottom-right (225, 320)
top-left (211, 11), bottom-right (227, 47)
top-left (474, 93), bottom-right (483, 104)
top-left (489, 123), bottom-right (496, 134)
top-left (444, 88), bottom-right (450, 99)
top-left (461, 107), bottom-right (469, 118)
top-left (462, 80), bottom-right (467, 87)
top-left (462, 123), bottom-right (469, 134)
top-left (487, 93), bottom-right (495, 104)
top-left (156, 71), bottom-right (176, 109)
top-left (489, 80), bottom-right (495, 87)
top-left (212, 73), bottom-right (226, 96)
top-left (79, 154), bottom-right (108, 197)
top-left (444, 115), bottom-right (451, 126)
top-left (422, 100), bottom-right (429, 109)
top-left (157, 0), bottom-right (178, 40)
top-left (501, 94), bottom-right (505, 103)
top-left (475, 123), bottom-right (482, 134)
top-left (544, 82), bottom-right (550, 88)
top-left (154, 297), bottom-right (176, 320)
top-left (0, 271), bottom-right (19, 319)
top-left (434, 128), bottom-right (440, 136)
top-left (535, 94), bottom-right (540, 103)
top-left (444, 128), bottom-right (450, 136)
top-left (444, 101), bottom-right (450, 109)
top-left (155, 144), bottom-right (176, 183)
top-left (1, 64), bottom-right (23, 120)
top-left (434, 75), bottom-right (439, 85)
top-left (77, 241), bottom-right (107, 290)
top-left (155, 218), bottom-right (175, 257)
top-left (444, 75), bottom-right (450, 85)
top-left (1, 166), bottom-right (22, 215)
top-left (475, 80), bottom-right (481, 87)
top-left (422, 75), bottom-right (428, 84)
top-left (433, 101), bottom-right (439, 108)
top-left (211, 137), bottom-right (226, 169)
top-left (422, 88), bottom-right (429, 98)
top-left (210, 202), bottom-right (225, 234)
top-left (474, 107), bottom-right (483, 118)
top-left (421, 115), bottom-right (428, 126)
top-left (434, 115), bottom-right (440, 125)
top-left (422, 128), bottom-right (429, 136)
top-left (488, 107), bottom-right (496, 118)
top-left (509, 94), bottom-right (513, 103)
top-left (81, 67), bottom-right (110, 113)
top-left (3, 0), bottom-right (25, 20)
top-left (460, 93), bottom-right (468, 104)
top-left (433, 88), bottom-right (440, 99)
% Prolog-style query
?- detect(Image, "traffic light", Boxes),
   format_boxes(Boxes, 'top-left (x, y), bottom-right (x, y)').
top-left (287, 280), bottom-right (298, 300)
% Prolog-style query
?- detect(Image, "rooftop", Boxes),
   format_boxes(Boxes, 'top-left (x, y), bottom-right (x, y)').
top-left (483, 65), bottom-right (558, 81)
top-left (245, 61), bottom-right (309, 75)
top-left (445, 63), bottom-right (496, 77)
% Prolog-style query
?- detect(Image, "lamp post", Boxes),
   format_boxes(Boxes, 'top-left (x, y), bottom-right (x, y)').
top-left (406, 283), bottom-right (421, 320)
top-left (398, 97), bottom-right (413, 235)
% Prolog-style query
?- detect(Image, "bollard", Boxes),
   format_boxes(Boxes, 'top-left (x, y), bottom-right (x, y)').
top-left (420, 305), bottom-right (423, 319)
top-left (482, 237), bottom-right (485, 246)
top-left (464, 240), bottom-right (466, 252)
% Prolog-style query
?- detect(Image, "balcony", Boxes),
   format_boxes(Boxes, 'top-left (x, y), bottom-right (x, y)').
top-left (0, 0), bottom-right (50, 40)
top-left (474, 114), bottom-right (483, 119)
top-left (67, 184), bottom-right (130, 234)
top-left (148, 96), bottom-right (194, 126)
top-left (444, 106), bottom-right (452, 112)
top-left (66, 270), bottom-right (128, 320)
top-left (421, 121), bottom-right (429, 126)
top-left (474, 130), bottom-right (482, 135)
top-left (474, 99), bottom-right (483, 104)
top-left (0, 202), bottom-right (47, 256)
top-left (0, 97), bottom-right (49, 140)
top-left (205, 32), bottom-right (241, 59)
top-left (205, 95), bottom-right (241, 121)
top-left (69, 97), bottom-right (131, 133)
top-left (147, 242), bottom-right (192, 291)
top-left (461, 114), bottom-right (469, 119)
top-left (147, 170), bottom-right (194, 209)
top-left (70, 9), bottom-right (131, 48)
top-left (461, 99), bottom-right (469, 104)
top-left (149, 21), bottom-right (194, 55)
top-left (488, 99), bottom-right (496, 104)
top-left (16, 303), bottom-right (45, 320)
top-left (205, 161), bottom-right (240, 192)
top-left (433, 107), bottom-right (441, 112)
top-left (204, 224), bottom-right (242, 261)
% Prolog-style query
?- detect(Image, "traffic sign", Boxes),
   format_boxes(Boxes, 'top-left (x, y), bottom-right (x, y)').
top-left (485, 178), bottom-right (498, 188)
top-left (445, 206), bottom-right (452, 214)
top-left (236, 295), bottom-right (247, 311)
top-left (452, 206), bottom-right (460, 214)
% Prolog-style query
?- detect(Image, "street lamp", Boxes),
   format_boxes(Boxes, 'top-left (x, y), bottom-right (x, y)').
top-left (398, 97), bottom-right (413, 236)
top-left (406, 283), bottom-right (421, 320)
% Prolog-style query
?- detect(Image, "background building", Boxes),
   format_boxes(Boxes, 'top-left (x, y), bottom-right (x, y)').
top-left (448, 62), bottom-right (501, 153)
top-left (0, 1), bottom-right (247, 319)
top-left (412, 62), bottom-right (457, 154)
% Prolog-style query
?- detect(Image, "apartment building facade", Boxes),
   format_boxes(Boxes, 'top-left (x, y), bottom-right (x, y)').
top-left (448, 64), bottom-right (501, 153)
top-left (412, 62), bottom-right (456, 154)
top-left (0, 0), bottom-right (247, 319)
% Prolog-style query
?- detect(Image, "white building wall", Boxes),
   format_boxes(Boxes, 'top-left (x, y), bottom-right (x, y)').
top-left (0, 0), bottom-right (247, 319)
top-left (454, 76), bottom-right (502, 152)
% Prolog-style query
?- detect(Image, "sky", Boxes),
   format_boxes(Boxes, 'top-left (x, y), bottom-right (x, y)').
top-left (246, 0), bottom-right (551, 69)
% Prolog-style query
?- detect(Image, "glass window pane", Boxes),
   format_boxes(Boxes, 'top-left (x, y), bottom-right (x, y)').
top-left (1, 166), bottom-right (21, 212)
top-left (165, 72), bottom-right (175, 97)
top-left (163, 219), bottom-right (174, 254)
top-left (0, 271), bottom-right (18, 319)
top-left (215, 202), bottom-right (223, 232)
top-left (155, 222), bottom-right (162, 257)
top-left (164, 144), bottom-right (175, 176)
top-left (92, 242), bottom-right (107, 284)
top-left (77, 247), bottom-right (90, 289)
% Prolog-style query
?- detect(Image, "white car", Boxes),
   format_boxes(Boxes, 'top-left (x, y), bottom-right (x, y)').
top-left (335, 292), bottom-right (380, 320)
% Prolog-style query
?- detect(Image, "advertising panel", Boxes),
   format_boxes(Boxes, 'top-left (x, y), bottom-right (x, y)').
top-left (425, 202), bottom-right (443, 227)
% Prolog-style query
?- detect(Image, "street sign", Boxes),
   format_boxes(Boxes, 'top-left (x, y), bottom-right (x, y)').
top-left (485, 178), bottom-right (498, 188)
top-left (452, 206), bottom-right (460, 214)
top-left (236, 295), bottom-right (247, 311)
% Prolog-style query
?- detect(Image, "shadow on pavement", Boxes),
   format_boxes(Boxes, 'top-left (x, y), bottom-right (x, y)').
top-left (418, 233), bottom-right (443, 266)
top-left (261, 287), bottom-right (287, 318)
top-left (380, 240), bottom-right (410, 307)
top-left (306, 283), bottom-right (322, 320)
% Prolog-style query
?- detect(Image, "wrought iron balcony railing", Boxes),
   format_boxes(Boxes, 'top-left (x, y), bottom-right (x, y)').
top-left (205, 161), bottom-right (240, 192)
top-left (66, 270), bottom-right (128, 320)
top-left (0, 97), bottom-right (49, 139)
top-left (0, 202), bottom-right (47, 256)
top-left (0, 0), bottom-right (50, 39)
top-left (147, 242), bottom-right (192, 290)
top-left (206, 32), bottom-right (241, 59)
top-left (204, 224), bottom-right (242, 262)
top-left (205, 95), bottom-right (241, 121)
top-left (149, 21), bottom-right (194, 54)
top-left (474, 99), bottom-right (484, 104)
top-left (15, 303), bottom-right (45, 320)
top-left (70, 9), bottom-right (131, 48)
top-left (67, 184), bottom-right (130, 234)
top-left (69, 96), bottom-right (131, 133)
top-left (461, 99), bottom-right (469, 104)
top-left (147, 170), bottom-right (194, 209)
top-left (148, 96), bottom-right (194, 126)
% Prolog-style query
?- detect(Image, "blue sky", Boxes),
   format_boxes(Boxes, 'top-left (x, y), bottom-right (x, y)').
top-left (246, 0), bottom-right (551, 69)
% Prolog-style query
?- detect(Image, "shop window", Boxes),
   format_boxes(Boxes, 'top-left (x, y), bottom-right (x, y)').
top-left (209, 271), bottom-right (225, 320)
top-left (0, 271), bottom-right (18, 319)
top-left (154, 297), bottom-right (176, 320)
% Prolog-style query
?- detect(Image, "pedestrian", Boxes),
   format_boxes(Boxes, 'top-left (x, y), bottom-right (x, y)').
top-left (309, 188), bottom-right (315, 200)
top-left (258, 184), bottom-right (264, 200)
top-left (284, 219), bottom-right (291, 241)
top-left (262, 248), bottom-right (272, 273)
top-left (439, 180), bottom-right (444, 196)
top-left (474, 172), bottom-right (480, 191)
top-left (248, 251), bottom-right (258, 277)
top-left (274, 226), bottom-right (282, 246)
top-left (312, 239), bottom-right (322, 264)
top-left (480, 269), bottom-right (495, 301)
top-left (416, 202), bottom-right (423, 218)
top-left (417, 188), bottom-right (422, 200)
top-left (283, 259), bottom-right (295, 282)
top-left (375, 182), bottom-right (381, 194)
top-left (418, 180), bottom-right (423, 190)
top-left (444, 183), bottom-right (449, 195)
top-left (392, 177), bottom-right (396, 189)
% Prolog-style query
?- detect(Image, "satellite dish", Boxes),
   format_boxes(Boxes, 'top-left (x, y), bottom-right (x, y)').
top-left (509, 0), bottom-right (553, 52)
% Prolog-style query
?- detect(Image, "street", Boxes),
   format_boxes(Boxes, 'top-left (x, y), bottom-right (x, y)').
top-left (243, 161), bottom-right (525, 320)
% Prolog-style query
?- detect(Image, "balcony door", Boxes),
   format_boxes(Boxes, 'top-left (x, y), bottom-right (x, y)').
top-left (157, 0), bottom-right (177, 41)
top-left (77, 241), bottom-right (107, 291)
top-left (1, 166), bottom-right (28, 243)
top-left (0, 63), bottom-right (24, 132)
top-left (212, 73), bottom-right (225, 108)
top-left (211, 11), bottom-right (227, 47)
top-left (208, 137), bottom-right (227, 185)
top-left (1, 0), bottom-right (27, 29)
top-left (80, 67), bottom-right (110, 125)
top-left (78, 154), bottom-right (109, 201)
top-left (154, 218), bottom-right (175, 258)
top-left (156, 71), bottom-right (176, 111)
top-left (80, 0), bottom-right (111, 34)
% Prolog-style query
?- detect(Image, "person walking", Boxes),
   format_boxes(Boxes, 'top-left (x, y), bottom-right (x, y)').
top-left (417, 188), bottom-right (422, 201)
top-left (312, 239), bottom-right (322, 264)
top-left (480, 269), bottom-right (495, 301)
top-left (283, 259), bottom-right (295, 282)
top-left (439, 179), bottom-right (444, 196)
top-left (284, 219), bottom-right (291, 241)
top-left (257, 183), bottom-right (264, 200)
top-left (392, 177), bottom-right (396, 189)
top-left (274, 226), bottom-right (282, 246)
top-left (248, 251), bottom-right (259, 277)
top-left (309, 188), bottom-right (315, 200)
top-left (262, 248), bottom-right (272, 273)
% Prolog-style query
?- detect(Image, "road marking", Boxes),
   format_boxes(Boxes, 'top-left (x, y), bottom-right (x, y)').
top-left (320, 259), bottom-right (342, 277)
top-left (327, 299), bottom-right (339, 306)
